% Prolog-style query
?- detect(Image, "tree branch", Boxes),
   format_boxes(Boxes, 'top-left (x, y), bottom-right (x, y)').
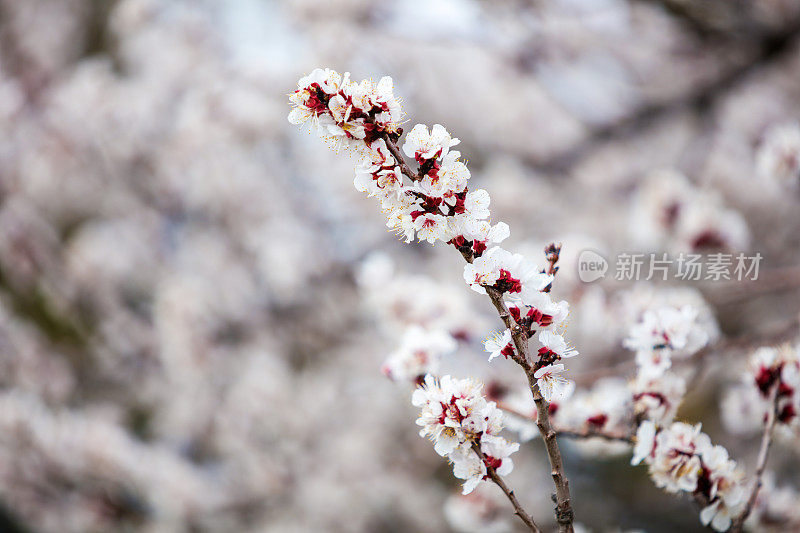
top-left (380, 133), bottom-right (575, 532)
top-left (730, 383), bottom-right (781, 532)
top-left (471, 441), bottom-right (542, 533)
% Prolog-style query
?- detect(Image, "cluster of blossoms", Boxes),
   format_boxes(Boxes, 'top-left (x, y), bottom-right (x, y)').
top-left (623, 305), bottom-right (707, 425)
top-left (630, 169), bottom-right (750, 253)
top-left (632, 421), bottom-right (746, 531)
top-left (722, 345), bottom-right (800, 437)
top-left (757, 122), bottom-right (800, 189)
top-left (573, 284), bottom-right (720, 370)
top-left (290, 70), bottom-right (582, 515)
top-left (624, 305), bottom-right (710, 376)
top-left (288, 68), bottom-right (402, 150)
top-left (289, 69), bottom-right (507, 249)
top-left (412, 375), bottom-right (519, 494)
top-left (290, 69), bottom-right (580, 400)
top-left (623, 306), bottom-right (751, 531)
top-left (501, 304), bottom-right (704, 451)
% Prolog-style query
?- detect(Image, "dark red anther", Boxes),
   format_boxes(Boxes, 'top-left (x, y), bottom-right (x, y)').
top-left (495, 269), bottom-right (522, 293)
top-left (484, 455), bottom-right (503, 470)
top-left (778, 403), bottom-right (796, 424)
top-left (500, 343), bottom-right (515, 359)
top-left (586, 414), bottom-right (608, 429)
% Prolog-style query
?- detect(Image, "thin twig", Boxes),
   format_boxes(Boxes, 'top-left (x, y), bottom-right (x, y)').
top-left (496, 401), bottom-right (634, 443)
top-left (555, 428), bottom-right (634, 444)
top-left (730, 383), bottom-right (781, 532)
top-left (471, 441), bottom-right (542, 533)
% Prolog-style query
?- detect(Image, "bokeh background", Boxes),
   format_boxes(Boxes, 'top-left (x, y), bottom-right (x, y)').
top-left (2, 0), bottom-right (800, 532)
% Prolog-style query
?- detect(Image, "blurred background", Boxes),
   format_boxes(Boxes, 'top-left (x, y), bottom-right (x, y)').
top-left (2, 0), bottom-right (800, 532)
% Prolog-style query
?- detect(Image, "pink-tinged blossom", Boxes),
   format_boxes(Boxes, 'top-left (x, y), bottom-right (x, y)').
top-left (698, 445), bottom-right (746, 531)
top-left (414, 152), bottom-right (470, 199)
top-left (649, 422), bottom-right (708, 493)
top-left (288, 68), bottom-right (402, 155)
top-left (449, 218), bottom-right (509, 257)
top-left (353, 139), bottom-right (402, 197)
top-left (624, 305), bottom-right (709, 379)
top-left (555, 377), bottom-right (633, 438)
top-left (413, 212), bottom-right (451, 244)
top-left (629, 169), bottom-right (750, 253)
top-left (624, 305), bottom-right (709, 357)
top-left (517, 290), bottom-right (570, 330)
top-left (461, 189), bottom-right (491, 219)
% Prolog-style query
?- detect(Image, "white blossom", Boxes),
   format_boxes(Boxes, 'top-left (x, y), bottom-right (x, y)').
top-left (533, 363), bottom-right (573, 402)
top-left (538, 330), bottom-right (579, 360)
top-left (402, 123), bottom-right (460, 162)
top-left (631, 420), bottom-right (657, 466)
top-left (463, 247), bottom-right (552, 296)
top-left (484, 329), bottom-right (513, 361)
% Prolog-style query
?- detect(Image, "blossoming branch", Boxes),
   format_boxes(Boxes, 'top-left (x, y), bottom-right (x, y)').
top-left (288, 68), bottom-right (579, 532)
